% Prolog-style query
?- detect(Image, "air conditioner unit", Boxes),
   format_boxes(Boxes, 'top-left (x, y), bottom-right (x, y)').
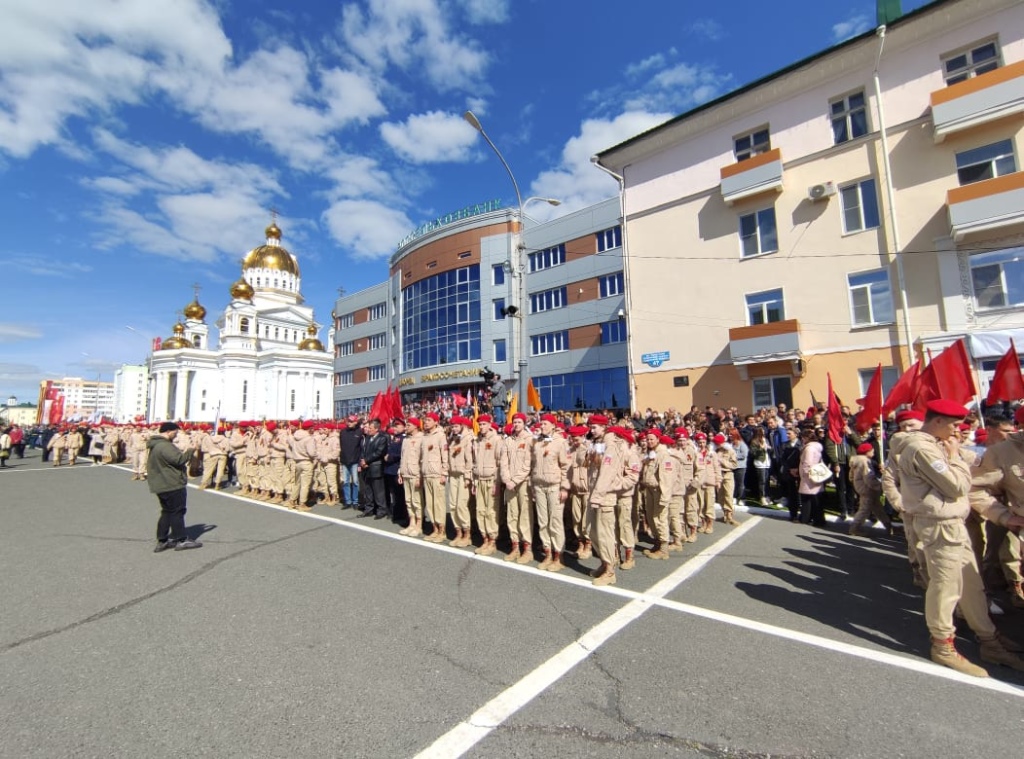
top-left (807, 181), bottom-right (836, 201)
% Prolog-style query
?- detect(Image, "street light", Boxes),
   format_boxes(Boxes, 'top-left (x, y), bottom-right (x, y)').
top-left (463, 111), bottom-right (545, 408)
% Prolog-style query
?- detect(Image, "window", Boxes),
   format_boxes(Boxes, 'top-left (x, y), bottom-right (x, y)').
top-left (840, 178), bottom-right (880, 233)
top-left (533, 367), bottom-right (628, 411)
top-left (830, 91), bottom-right (868, 144)
top-left (264, 326), bottom-right (270, 338)
top-left (530, 286), bottom-right (567, 313)
top-left (956, 140), bottom-right (1017, 186)
top-left (492, 264), bottom-right (505, 286)
top-left (193, 335), bottom-right (202, 349)
top-left (242, 380), bottom-right (248, 412)
top-left (239, 317), bottom-right (250, 334)
top-left (739, 208), bottom-right (778, 257)
top-left (943, 40), bottom-right (1000, 85)
top-left (596, 226), bottom-right (622, 252)
top-left (338, 340), bottom-right (354, 357)
top-left (401, 264), bottom-right (482, 371)
top-left (493, 298), bottom-right (506, 320)
top-left (753, 377), bottom-right (793, 410)
top-left (458, 251), bottom-right (471, 259)
top-left (368, 303), bottom-right (386, 321)
top-left (858, 367), bottom-right (899, 399)
top-left (274, 327), bottom-right (280, 340)
top-left (601, 320), bottom-right (627, 344)
top-left (599, 272), bottom-right (624, 298)
top-left (338, 313), bottom-right (354, 329)
top-left (734, 128), bottom-right (770, 161)
top-left (494, 339), bottom-right (507, 362)
top-left (746, 289), bottom-right (785, 325)
top-left (368, 333), bottom-right (386, 351)
top-left (971, 246), bottom-right (1024, 310)
top-left (848, 269), bottom-right (894, 326)
top-left (290, 389), bottom-right (296, 412)
top-left (530, 330), bottom-right (569, 356)
top-left (368, 364), bottom-right (386, 381)
top-left (337, 371), bottom-right (354, 386)
top-left (316, 390), bottom-right (321, 413)
top-left (528, 244), bottom-right (566, 272)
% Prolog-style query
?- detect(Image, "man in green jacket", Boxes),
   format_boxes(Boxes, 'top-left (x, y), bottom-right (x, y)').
top-left (148, 422), bottom-right (202, 553)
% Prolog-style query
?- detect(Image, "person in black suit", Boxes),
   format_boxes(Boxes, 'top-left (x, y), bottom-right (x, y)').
top-left (359, 418), bottom-right (389, 519)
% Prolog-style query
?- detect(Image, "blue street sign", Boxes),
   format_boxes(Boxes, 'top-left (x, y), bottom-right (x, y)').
top-left (641, 351), bottom-right (670, 368)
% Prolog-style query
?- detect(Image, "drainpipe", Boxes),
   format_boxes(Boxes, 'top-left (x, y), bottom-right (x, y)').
top-left (874, 24), bottom-right (915, 363)
top-left (590, 155), bottom-right (637, 414)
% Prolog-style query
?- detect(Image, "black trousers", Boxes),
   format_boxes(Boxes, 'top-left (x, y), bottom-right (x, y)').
top-left (833, 463), bottom-right (855, 517)
top-left (156, 488), bottom-right (188, 543)
top-left (799, 492), bottom-right (825, 526)
top-left (385, 474), bottom-right (406, 521)
top-left (365, 476), bottom-right (386, 514)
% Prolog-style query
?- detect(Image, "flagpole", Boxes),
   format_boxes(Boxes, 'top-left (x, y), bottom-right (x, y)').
top-left (877, 363), bottom-right (885, 463)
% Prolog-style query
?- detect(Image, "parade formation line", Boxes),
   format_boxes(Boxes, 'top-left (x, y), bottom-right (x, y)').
top-left (107, 464), bottom-right (1024, 712)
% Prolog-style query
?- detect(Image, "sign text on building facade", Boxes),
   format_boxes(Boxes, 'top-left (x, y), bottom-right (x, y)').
top-left (396, 199), bottom-right (504, 250)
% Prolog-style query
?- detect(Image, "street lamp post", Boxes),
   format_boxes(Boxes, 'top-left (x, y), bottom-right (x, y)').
top-left (463, 111), bottom-right (560, 410)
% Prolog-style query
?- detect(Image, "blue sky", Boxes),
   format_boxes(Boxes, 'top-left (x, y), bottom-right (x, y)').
top-left (0, 0), bottom-right (932, 405)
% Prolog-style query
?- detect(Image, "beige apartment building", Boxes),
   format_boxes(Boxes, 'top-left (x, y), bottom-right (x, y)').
top-left (597, 0), bottom-right (1024, 413)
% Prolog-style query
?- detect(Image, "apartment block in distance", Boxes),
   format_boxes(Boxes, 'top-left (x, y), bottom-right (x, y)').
top-left (596, 0), bottom-right (1024, 412)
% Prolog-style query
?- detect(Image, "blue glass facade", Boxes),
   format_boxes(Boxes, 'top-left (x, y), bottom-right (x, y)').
top-left (402, 264), bottom-right (482, 370)
top-left (533, 367), bottom-right (629, 411)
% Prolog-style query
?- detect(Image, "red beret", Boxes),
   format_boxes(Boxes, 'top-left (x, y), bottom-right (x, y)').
top-left (407, 417), bottom-right (422, 429)
top-left (713, 433), bottom-right (726, 445)
top-left (958, 423), bottom-right (971, 432)
top-left (540, 414), bottom-right (558, 424)
top-left (477, 414), bottom-right (493, 424)
top-left (392, 418), bottom-right (406, 426)
top-left (425, 412), bottom-right (440, 422)
top-left (568, 425), bottom-right (588, 436)
top-left (265, 421), bottom-right (277, 431)
top-left (512, 413), bottom-right (527, 422)
top-left (676, 428), bottom-right (690, 439)
top-left (302, 420), bottom-right (315, 429)
top-left (974, 429), bottom-right (988, 443)
top-left (608, 426), bottom-right (633, 444)
top-left (588, 414), bottom-right (609, 426)
top-left (449, 416), bottom-right (470, 427)
top-left (856, 442), bottom-right (874, 454)
top-left (895, 410), bottom-right (924, 424)
top-left (387, 427), bottom-right (397, 435)
top-left (927, 399), bottom-right (969, 419)
top-left (694, 432), bottom-right (707, 440)
top-left (660, 434), bottom-right (675, 446)
top-left (504, 424), bottom-right (514, 435)
top-left (347, 414), bottom-right (359, 422)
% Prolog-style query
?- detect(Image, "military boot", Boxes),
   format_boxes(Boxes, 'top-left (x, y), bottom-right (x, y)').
top-left (643, 544), bottom-right (669, 560)
top-left (547, 551), bottom-right (565, 572)
top-left (577, 540), bottom-right (592, 560)
top-left (620, 547), bottom-right (636, 570)
top-left (979, 635), bottom-right (1024, 671)
top-left (930, 637), bottom-right (988, 677)
top-left (538, 549), bottom-right (553, 570)
top-left (504, 543), bottom-right (521, 562)
top-left (516, 542), bottom-right (534, 564)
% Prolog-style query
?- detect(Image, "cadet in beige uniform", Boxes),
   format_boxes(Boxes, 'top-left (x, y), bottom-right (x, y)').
top-left (420, 413), bottom-right (449, 542)
top-left (669, 428), bottom-right (695, 547)
top-left (567, 425), bottom-right (593, 559)
top-left (398, 418), bottom-right (424, 537)
top-left (694, 433), bottom-right (721, 533)
top-left (318, 425), bottom-right (342, 506)
top-left (289, 421), bottom-right (317, 510)
top-left (897, 399), bottom-right (1024, 677)
top-left (641, 431), bottom-right (676, 559)
top-left (66, 428), bottom-right (84, 466)
top-left (199, 426), bottom-right (229, 489)
top-left (472, 415), bottom-right (501, 555)
top-left (268, 425), bottom-right (289, 504)
top-left (612, 428), bottom-right (641, 570)
top-left (501, 413), bottom-right (535, 564)
top-left (849, 441), bottom-right (890, 536)
top-left (128, 426), bottom-right (149, 480)
top-left (531, 414), bottom-right (570, 571)
top-left (586, 415), bottom-right (628, 586)
top-left (974, 411), bottom-right (1023, 603)
top-left (447, 416), bottom-right (475, 547)
top-left (48, 429), bottom-right (67, 466)
top-left (713, 433), bottom-right (740, 526)
top-left (882, 410), bottom-right (927, 587)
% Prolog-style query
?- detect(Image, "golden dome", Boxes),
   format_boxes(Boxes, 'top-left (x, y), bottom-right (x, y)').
top-left (297, 324), bottom-right (324, 352)
top-left (265, 222), bottom-right (282, 239)
top-left (183, 298), bottom-right (206, 321)
top-left (230, 278), bottom-right (254, 300)
top-left (160, 322), bottom-right (194, 350)
top-left (242, 245), bottom-right (300, 277)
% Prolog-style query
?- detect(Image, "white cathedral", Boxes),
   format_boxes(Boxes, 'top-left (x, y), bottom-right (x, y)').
top-left (148, 221), bottom-right (333, 422)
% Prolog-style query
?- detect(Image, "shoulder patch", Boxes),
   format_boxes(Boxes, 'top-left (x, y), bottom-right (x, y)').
top-left (930, 459), bottom-right (948, 474)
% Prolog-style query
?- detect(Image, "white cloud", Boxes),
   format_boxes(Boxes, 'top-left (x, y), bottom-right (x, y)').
top-left (832, 13), bottom-right (872, 42)
top-left (687, 19), bottom-right (724, 41)
top-left (0, 323), bottom-right (43, 344)
top-left (340, 0), bottom-right (491, 92)
top-left (529, 111), bottom-right (672, 217)
top-left (380, 110), bottom-right (479, 163)
top-left (625, 53), bottom-right (668, 78)
top-left (323, 154), bottom-right (400, 200)
top-left (455, 0), bottom-right (509, 24)
top-left (2, 256), bottom-right (93, 278)
top-left (322, 199), bottom-right (414, 260)
top-left (591, 53), bottom-right (731, 118)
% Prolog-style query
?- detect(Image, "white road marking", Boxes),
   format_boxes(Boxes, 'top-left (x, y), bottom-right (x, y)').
top-left (413, 517), bottom-right (763, 759)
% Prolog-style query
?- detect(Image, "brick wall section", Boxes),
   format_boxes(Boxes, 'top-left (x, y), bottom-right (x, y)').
top-left (569, 324), bottom-right (602, 351)
top-left (353, 368), bottom-right (369, 384)
top-left (391, 221), bottom-right (513, 288)
top-left (564, 232), bottom-right (596, 262)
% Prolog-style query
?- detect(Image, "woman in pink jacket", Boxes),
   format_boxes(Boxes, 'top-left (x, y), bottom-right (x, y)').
top-left (797, 427), bottom-right (826, 526)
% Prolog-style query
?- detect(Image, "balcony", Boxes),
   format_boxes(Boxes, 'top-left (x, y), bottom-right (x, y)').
top-left (931, 60), bottom-right (1024, 142)
top-left (948, 171), bottom-right (1024, 241)
top-left (728, 319), bottom-right (802, 380)
top-left (720, 148), bottom-right (784, 205)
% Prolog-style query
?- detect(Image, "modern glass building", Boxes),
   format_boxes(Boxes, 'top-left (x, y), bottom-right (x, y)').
top-left (332, 197), bottom-right (630, 415)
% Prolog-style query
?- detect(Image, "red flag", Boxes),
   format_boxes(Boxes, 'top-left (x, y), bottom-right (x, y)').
top-left (451, 391), bottom-right (468, 408)
top-left (882, 360), bottom-right (920, 417)
top-left (855, 364), bottom-right (884, 434)
top-left (388, 386), bottom-right (403, 421)
top-left (914, 339), bottom-right (976, 410)
top-left (50, 394), bottom-right (65, 425)
top-left (985, 339), bottom-right (1024, 404)
top-left (368, 391), bottom-right (384, 423)
top-left (827, 373), bottom-right (844, 444)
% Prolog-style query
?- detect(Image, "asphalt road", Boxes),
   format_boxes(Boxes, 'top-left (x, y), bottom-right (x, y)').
top-left (2, 450), bottom-right (1023, 758)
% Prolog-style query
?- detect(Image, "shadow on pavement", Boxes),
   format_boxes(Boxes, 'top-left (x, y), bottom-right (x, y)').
top-left (735, 526), bottom-right (1024, 684)
top-left (185, 523), bottom-right (217, 540)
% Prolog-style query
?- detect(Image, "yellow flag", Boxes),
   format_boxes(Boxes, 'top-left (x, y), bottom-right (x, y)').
top-left (472, 394), bottom-right (479, 435)
top-left (508, 393), bottom-right (518, 418)
top-left (527, 378), bottom-right (542, 411)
